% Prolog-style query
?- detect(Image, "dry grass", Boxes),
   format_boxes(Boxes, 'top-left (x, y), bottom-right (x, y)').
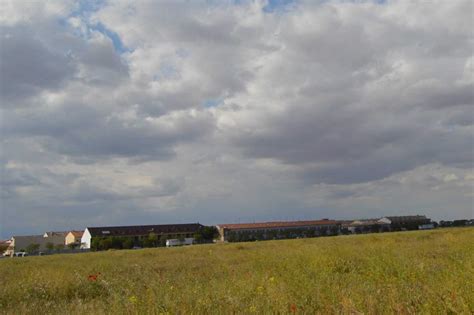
top-left (1, 228), bottom-right (473, 314)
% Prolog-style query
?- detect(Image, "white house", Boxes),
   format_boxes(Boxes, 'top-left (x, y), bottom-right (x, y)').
top-left (81, 228), bottom-right (93, 249)
top-left (81, 223), bottom-right (203, 249)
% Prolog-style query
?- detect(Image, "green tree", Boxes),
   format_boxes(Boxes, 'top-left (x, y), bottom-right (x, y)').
top-left (67, 243), bottom-right (78, 250)
top-left (26, 243), bottom-right (40, 254)
top-left (159, 235), bottom-right (167, 247)
top-left (111, 237), bottom-right (124, 249)
top-left (193, 233), bottom-right (203, 243)
top-left (45, 242), bottom-right (55, 252)
top-left (123, 237), bottom-right (134, 249)
top-left (194, 226), bottom-right (219, 243)
top-left (140, 233), bottom-right (160, 248)
top-left (99, 238), bottom-right (113, 250)
top-left (91, 238), bottom-right (100, 251)
top-left (330, 226), bottom-right (340, 235)
top-left (148, 232), bottom-right (158, 247)
top-left (55, 244), bottom-right (64, 252)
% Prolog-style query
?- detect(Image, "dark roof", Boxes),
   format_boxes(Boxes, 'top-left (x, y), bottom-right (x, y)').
top-left (44, 231), bottom-right (68, 237)
top-left (86, 223), bottom-right (203, 237)
top-left (217, 220), bottom-right (339, 230)
top-left (385, 215), bottom-right (430, 223)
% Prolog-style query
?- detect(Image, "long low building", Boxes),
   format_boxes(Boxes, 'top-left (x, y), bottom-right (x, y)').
top-left (81, 223), bottom-right (204, 249)
top-left (342, 218), bottom-right (391, 234)
top-left (382, 215), bottom-right (432, 230)
top-left (216, 219), bottom-right (340, 242)
top-left (5, 232), bottom-right (69, 256)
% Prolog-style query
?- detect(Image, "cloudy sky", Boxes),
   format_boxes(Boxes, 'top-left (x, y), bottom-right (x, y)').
top-left (0, 0), bottom-right (473, 238)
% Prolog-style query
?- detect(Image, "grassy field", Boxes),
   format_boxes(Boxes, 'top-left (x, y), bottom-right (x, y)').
top-left (1, 228), bottom-right (473, 314)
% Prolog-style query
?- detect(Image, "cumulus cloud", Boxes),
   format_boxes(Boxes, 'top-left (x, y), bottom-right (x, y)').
top-left (0, 0), bottom-right (472, 237)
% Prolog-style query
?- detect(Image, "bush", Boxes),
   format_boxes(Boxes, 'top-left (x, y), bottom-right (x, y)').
top-left (26, 243), bottom-right (40, 254)
top-left (46, 242), bottom-right (55, 252)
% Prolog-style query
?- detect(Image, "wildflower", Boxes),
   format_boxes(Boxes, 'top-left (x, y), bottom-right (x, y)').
top-left (249, 305), bottom-right (257, 312)
top-left (290, 303), bottom-right (297, 313)
top-left (269, 277), bottom-right (275, 282)
top-left (87, 273), bottom-right (100, 281)
top-left (129, 296), bottom-right (138, 304)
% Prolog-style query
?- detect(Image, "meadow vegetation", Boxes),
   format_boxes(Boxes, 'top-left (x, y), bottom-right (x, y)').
top-left (0, 228), bottom-right (473, 314)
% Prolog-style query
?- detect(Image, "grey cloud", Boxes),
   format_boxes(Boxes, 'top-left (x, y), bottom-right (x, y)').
top-left (0, 167), bottom-right (41, 200)
top-left (233, 100), bottom-right (472, 184)
top-left (1, 0), bottom-right (473, 238)
top-left (2, 100), bottom-right (216, 161)
top-left (0, 26), bottom-right (75, 104)
top-left (75, 35), bottom-right (129, 85)
top-left (1, 168), bottom-right (41, 188)
top-left (223, 1), bottom-right (473, 185)
top-left (94, 2), bottom-right (277, 116)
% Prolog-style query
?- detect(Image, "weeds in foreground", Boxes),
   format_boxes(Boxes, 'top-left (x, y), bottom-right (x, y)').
top-left (0, 228), bottom-right (473, 314)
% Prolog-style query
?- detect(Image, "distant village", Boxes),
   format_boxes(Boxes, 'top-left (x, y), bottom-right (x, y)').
top-left (1, 215), bottom-right (473, 258)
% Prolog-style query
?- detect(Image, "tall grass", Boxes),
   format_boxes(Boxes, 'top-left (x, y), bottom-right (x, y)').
top-left (1, 228), bottom-right (473, 314)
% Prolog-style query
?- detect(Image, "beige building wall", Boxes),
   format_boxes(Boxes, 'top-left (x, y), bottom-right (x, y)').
top-left (65, 233), bottom-right (77, 245)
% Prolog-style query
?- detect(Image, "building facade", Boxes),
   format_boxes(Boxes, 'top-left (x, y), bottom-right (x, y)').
top-left (343, 219), bottom-right (391, 234)
top-left (5, 232), bottom-right (69, 256)
top-left (43, 231), bottom-right (68, 246)
top-left (5, 235), bottom-right (46, 256)
top-left (65, 231), bottom-right (84, 246)
top-left (383, 215), bottom-right (432, 230)
top-left (81, 223), bottom-right (204, 249)
top-left (217, 220), bottom-right (341, 242)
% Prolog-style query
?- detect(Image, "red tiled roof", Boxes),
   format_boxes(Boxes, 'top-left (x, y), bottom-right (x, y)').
top-left (69, 231), bottom-right (84, 237)
top-left (217, 220), bottom-right (339, 230)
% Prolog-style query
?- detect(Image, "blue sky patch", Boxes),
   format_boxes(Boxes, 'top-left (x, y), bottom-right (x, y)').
top-left (263, 0), bottom-right (297, 13)
top-left (63, 0), bottom-right (130, 54)
top-left (203, 99), bottom-right (222, 108)
top-left (90, 22), bottom-right (131, 54)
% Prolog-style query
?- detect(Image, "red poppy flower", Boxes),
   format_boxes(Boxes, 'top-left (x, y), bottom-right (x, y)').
top-left (88, 273), bottom-right (100, 281)
top-left (290, 303), bottom-right (297, 313)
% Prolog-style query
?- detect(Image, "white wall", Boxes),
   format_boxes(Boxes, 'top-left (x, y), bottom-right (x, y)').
top-left (166, 238), bottom-right (194, 247)
top-left (81, 228), bottom-right (92, 249)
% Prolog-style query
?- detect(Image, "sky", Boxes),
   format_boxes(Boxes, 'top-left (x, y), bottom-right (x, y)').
top-left (0, 0), bottom-right (473, 238)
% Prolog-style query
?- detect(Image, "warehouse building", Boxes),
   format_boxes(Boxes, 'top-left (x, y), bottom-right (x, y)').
top-left (382, 215), bottom-right (432, 230)
top-left (216, 219), bottom-right (340, 242)
top-left (80, 223), bottom-right (204, 249)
